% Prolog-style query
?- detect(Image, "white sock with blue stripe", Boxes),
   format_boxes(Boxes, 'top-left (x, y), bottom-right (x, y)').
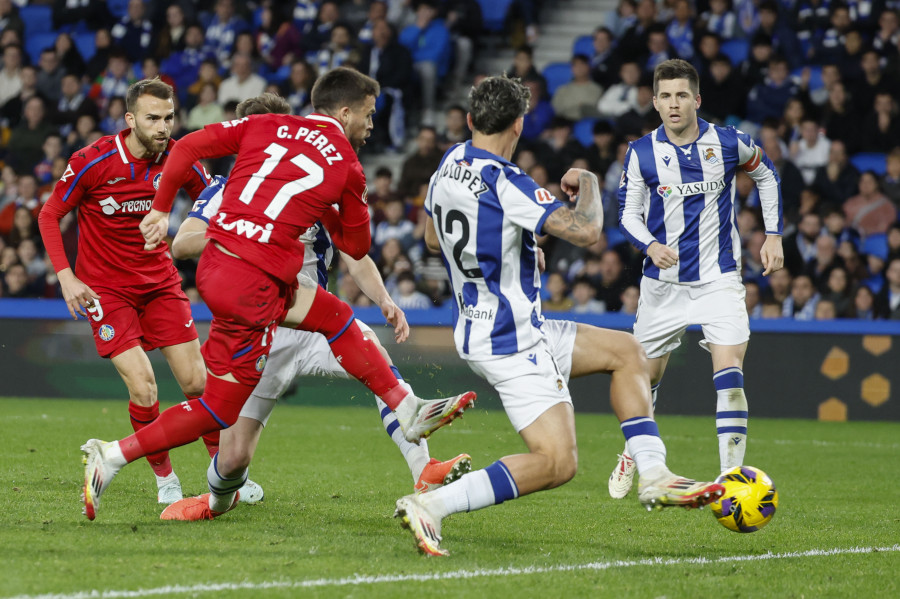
top-left (714, 367), bottom-right (748, 472)
top-left (207, 452), bottom-right (247, 512)
top-left (376, 366), bottom-right (430, 482)
top-left (622, 384), bottom-right (660, 458)
top-left (419, 460), bottom-right (519, 520)
top-left (620, 416), bottom-right (668, 478)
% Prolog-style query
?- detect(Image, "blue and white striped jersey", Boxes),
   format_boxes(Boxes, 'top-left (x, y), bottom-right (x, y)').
top-left (425, 142), bottom-right (566, 359)
top-left (188, 176), bottom-right (332, 288)
top-left (618, 119), bottom-right (782, 284)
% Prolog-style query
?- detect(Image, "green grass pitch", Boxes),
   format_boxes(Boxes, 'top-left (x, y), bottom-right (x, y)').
top-left (1, 396), bottom-right (898, 598)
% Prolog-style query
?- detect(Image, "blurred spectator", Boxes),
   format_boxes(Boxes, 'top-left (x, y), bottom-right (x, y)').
top-left (439, 105), bottom-right (470, 151)
top-left (554, 55), bottom-right (602, 123)
top-left (783, 273), bottom-right (820, 319)
top-left (0, 0), bottom-right (24, 38)
top-left (859, 92), bottom-right (900, 153)
top-left (155, 3), bottom-right (189, 60)
top-left (863, 249), bottom-right (887, 294)
top-left (594, 249), bottom-right (630, 312)
top-left (780, 98), bottom-right (804, 146)
top-left (844, 171), bottom-right (897, 238)
top-left (392, 270), bottom-right (431, 309)
top-left (812, 140), bottom-right (859, 207)
top-left (51, 0), bottom-right (114, 32)
top-left (357, 1), bottom-right (387, 45)
top-left (293, 0), bottom-right (322, 36)
top-left (821, 81), bottom-right (861, 154)
top-left (186, 83), bottom-right (225, 130)
top-left (398, 126), bottom-right (443, 200)
top-left (807, 63), bottom-right (839, 108)
top-left (303, 1), bottom-right (341, 53)
top-left (0, 244), bottom-right (18, 274)
top-left (521, 78), bottom-right (553, 141)
top-left (7, 197), bottom-right (39, 247)
top-left (374, 197), bottom-right (417, 255)
top-left (743, 229), bottom-right (767, 283)
top-left (205, 0), bottom-right (251, 69)
top-left (607, 0), bottom-right (638, 38)
top-left (3, 262), bottom-right (29, 297)
top-left (665, 0), bottom-right (694, 61)
top-left (620, 284), bottom-right (639, 314)
top-left (759, 126), bottom-right (803, 217)
top-left (52, 33), bottom-right (86, 80)
top-left (0, 65), bottom-right (41, 130)
top-left (36, 48), bottom-right (65, 105)
top-left (187, 59), bottom-right (223, 107)
top-left (54, 73), bottom-right (99, 137)
top-left (643, 25), bottom-right (675, 74)
top-left (99, 96), bottom-right (127, 135)
top-left (34, 134), bottom-right (64, 186)
top-left (615, 83), bottom-right (657, 138)
top-left (398, 0), bottom-right (452, 127)
top-left (851, 284), bottom-right (876, 319)
top-left (257, 1), bottom-right (302, 71)
top-left (85, 29), bottom-right (114, 82)
top-left (808, 233), bottom-right (842, 285)
top-left (64, 113), bottom-right (98, 156)
top-left (745, 57), bottom-right (799, 125)
top-left (739, 34), bottom-right (773, 93)
top-left (745, 280), bottom-right (762, 317)
top-left (875, 256), bottom-right (900, 319)
top-left (765, 266), bottom-right (792, 307)
top-left (820, 265), bottom-right (853, 317)
top-left (510, 45), bottom-right (543, 84)
top-left (790, 117), bottom-right (830, 185)
top-left (233, 31), bottom-right (264, 74)
top-left (618, 0), bottom-right (657, 63)
top-left (856, 50), bottom-right (900, 121)
top-left (589, 27), bottom-right (620, 90)
top-left (597, 61), bottom-right (640, 119)
top-left (217, 53), bottom-right (267, 105)
top-left (760, 300), bottom-right (783, 318)
top-left (0, 43), bottom-right (23, 108)
top-left (699, 0), bottom-right (736, 40)
top-left (810, 3), bottom-right (851, 66)
top-left (162, 25), bottom-right (215, 104)
top-left (358, 18), bottom-right (413, 150)
top-left (16, 237), bottom-right (45, 281)
top-left (814, 298), bottom-right (837, 320)
top-left (441, 0), bottom-right (481, 90)
top-left (837, 28), bottom-right (865, 82)
top-left (543, 272), bottom-right (574, 311)
top-left (375, 238), bottom-right (410, 293)
top-left (141, 57), bottom-right (177, 94)
top-left (887, 223), bottom-right (900, 262)
top-left (367, 166), bottom-right (401, 222)
top-left (838, 238), bottom-right (867, 282)
top-left (692, 31), bottom-right (721, 79)
top-left (570, 277), bottom-right (606, 314)
top-left (794, 0), bottom-right (831, 57)
top-left (111, 0), bottom-right (154, 63)
top-left (784, 212), bottom-right (822, 276)
top-left (280, 59), bottom-right (316, 116)
top-left (585, 120), bottom-right (616, 175)
top-left (314, 22), bottom-right (360, 75)
top-left (699, 54), bottom-right (744, 124)
top-left (883, 149), bottom-right (900, 206)
top-left (88, 50), bottom-right (134, 110)
top-left (6, 97), bottom-right (56, 174)
top-left (418, 244), bottom-right (451, 305)
top-left (873, 9), bottom-right (900, 60)
top-left (535, 117), bottom-right (585, 180)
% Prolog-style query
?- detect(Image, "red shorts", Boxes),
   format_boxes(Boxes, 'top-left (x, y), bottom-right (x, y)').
top-left (86, 280), bottom-right (198, 359)
top-left (196, 245), bottom-right (296, 386)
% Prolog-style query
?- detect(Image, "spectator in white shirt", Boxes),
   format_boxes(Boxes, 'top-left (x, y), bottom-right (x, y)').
top-left (790, 117), bottom-right (831, 185)
top-left (217, 53), bottom-right (267, 105)
top-left (597, 61), bottom-right (641, 118)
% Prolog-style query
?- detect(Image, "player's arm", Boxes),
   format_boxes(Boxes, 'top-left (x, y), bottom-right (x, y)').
top-left (617, 145), bottom-right (679, 270)
top-left (542, 168), bottom-right (603, 247)
top-left (320, 164), bottom-right (371, 260)
top-left (37, 166), bottom-right (100, 319)
top-left (738, 134), bottom-right (784, 275)
top-left (341, 251), bottom-right (410, 343)
top-left (424, 215), bottom-right (440, 252)
top-left (171, 217), bottom-right (209, 259)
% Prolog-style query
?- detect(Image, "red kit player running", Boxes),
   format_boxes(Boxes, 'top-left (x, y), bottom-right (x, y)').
top-left (38, 78), bottom-right (218, 505)
top-left (80, 68), bottom-right (475, 520)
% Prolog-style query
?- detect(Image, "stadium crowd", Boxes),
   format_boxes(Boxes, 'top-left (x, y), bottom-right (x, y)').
top-left (2, 0), bottom-right (900, 320)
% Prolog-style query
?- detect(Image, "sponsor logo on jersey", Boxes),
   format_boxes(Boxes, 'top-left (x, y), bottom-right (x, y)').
top-left (221, 117), bottom-right (249, 128)
top-left (255, 355), bottom-right (267, 372)
top-left (152, 173), bottom-right (162, 190)
top-left (215, 212), bottom-right (275, 243)
top-left (619, 171), bottom-right (627, 188)
top-left (98, 196), bottom-right (152, 215)
top-left (360, 188), bottom-right (368, 205)
top-left (534, 188), bottom-right (555, 204)
top-left (106, 177), bottom-right (126, 185)
top-left (657, 179), bottom-right (725, 198)
top-left (703, 148), bottom-right (719, 164)
top-left (98, 324), bottom-right (115, 341)
top-left (457, 294), bottom-right (494, 320)
top-left (60, 164), bottom-right (75, 183)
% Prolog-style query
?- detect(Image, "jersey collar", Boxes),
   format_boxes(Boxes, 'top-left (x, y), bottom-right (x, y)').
top-left (463, 140), bottom-right (516, 168)
top-left (655, 117), bottom-right (710, 146)
top-left (115, 129), bottom-right (166, 164)
top-left (307, 113), bottom-right (344, 134)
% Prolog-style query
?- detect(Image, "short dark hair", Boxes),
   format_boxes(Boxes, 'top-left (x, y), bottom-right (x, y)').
top-left (311, 66), bottom-right (380, 114)
top-left (375, 166), bottom-right (393, 179)
top-left (236, 92), bottom-right (292, 117)
top-left (653, 58), bottom-right (699, 96)
top-left (125, 77), bottom-right (174, 113)
top-left (468, 74), bottom-right (531, 135)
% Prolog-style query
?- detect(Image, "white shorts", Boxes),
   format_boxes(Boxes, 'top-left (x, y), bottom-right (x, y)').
top-left (466, 319), bottom-right (577, 433)
top-left (238, 320), bottom-right (373, 425)
top-left (634, 274), bottom-right (749, 359)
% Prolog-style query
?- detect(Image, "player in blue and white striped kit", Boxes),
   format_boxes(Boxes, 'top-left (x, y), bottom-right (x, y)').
top-left (394, 74), bottom-right (725, 557)
top-left (608, 59), bottom-right (785, 499)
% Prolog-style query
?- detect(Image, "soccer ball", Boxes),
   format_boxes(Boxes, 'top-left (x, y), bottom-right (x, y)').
top-left (710, 466), bottom-right (778, 533)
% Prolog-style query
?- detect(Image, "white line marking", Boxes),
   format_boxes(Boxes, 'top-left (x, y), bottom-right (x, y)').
top-left (6, 545), bottom-right (899, 599)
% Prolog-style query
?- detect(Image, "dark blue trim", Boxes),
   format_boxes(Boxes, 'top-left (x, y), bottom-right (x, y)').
top-left (198, 397), bottom-right (228, 429)
top-left (389, 365), bottom-right (403, 381)
top-left (327, 316), bottom-right (354, 344)
top-left (620, 417), bottom-right (660, 439)
top-left (717, 410), bottom-right (749, 419)
top-left (192, 165), bottom-right (208, 185)
top-left (60, 149), bottom-right (119, 203)
top-left (485, 460), bottom-right (518, 504)
top-left (717, 426), bottom-right (748, 434)
top-left (385, 419), bottom-right (400, 437)
top-left (380, 405), bottom-right (392, 419)
top-left (232, 344), bottom-right (253, 359)
top-left (129, 163), bottom-right (134, 179)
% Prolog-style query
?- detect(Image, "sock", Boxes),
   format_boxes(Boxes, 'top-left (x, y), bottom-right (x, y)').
top-left (420, 460), bottom-right (519, 520)
top-left (128, 401), bottom-right (174, 477)
top-left (624, 383), bottom-right (660, 458)
top-left (299, 286), bottom-right (408, 408)
top-left (714, 367), bottom-right (748, 472)
top-left (186, 392), bottom-right (222, 458)
top-left (207, 452), bottom-right (246, 512)
top-left (119, 377), bottom-right (254, 463)
top-left (621, 416), bottom-right (667, 477)
top-left (377, 394), bottom-right (430, 482)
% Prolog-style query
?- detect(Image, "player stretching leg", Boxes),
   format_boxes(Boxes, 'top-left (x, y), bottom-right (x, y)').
top-left (38, 78), bottom-right (226, 505)
top-left (80, 69), bottom-right (474, 520)
top-left (394, 75), bottom-right (724, 556)
top-left (607, 59), bottom-right (785, 499)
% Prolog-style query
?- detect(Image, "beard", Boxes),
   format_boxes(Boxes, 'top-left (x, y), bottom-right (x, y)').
top-left (133, 126), bottom-right (169, 155)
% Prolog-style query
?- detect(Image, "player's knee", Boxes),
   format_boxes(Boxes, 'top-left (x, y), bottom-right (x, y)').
top-left (552, 450), bottom-right (578, 487)
top-left (217, 446), bottom-right (252, 476)
top-left (127, 377), bottom-right (158, 406)
top-left (623, 334), bottom-right (649, 373)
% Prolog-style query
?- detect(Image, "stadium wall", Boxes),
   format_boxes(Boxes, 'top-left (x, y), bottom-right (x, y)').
top-left (1, 300), bottom-right (897, 422)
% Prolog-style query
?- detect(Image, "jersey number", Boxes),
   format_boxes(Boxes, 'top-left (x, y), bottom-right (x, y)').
top-left (238, 143), bottom-right (324, 219)
top-left (433, 205), bottom-right (483, 279)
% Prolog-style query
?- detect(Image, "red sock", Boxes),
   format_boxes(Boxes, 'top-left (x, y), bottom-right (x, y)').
top-left (128, 401), bottom-right (173, 477)
top-left (120, 377), bottom-right (255, 463)
top-left (186, 393), bottom-right (221, 458)
top-left (299, 286), bottom-right (408, 409)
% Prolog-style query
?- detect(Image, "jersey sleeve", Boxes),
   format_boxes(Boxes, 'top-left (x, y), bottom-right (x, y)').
top-left (618, 144), bottom-right (657, 253)
top-left (37, 153), bottom-right (95, 273)
top-left (187, 175), bottom-right (227, 223)
top-left (333, 161), bottom-right (371, 259)
top-left (495, 166), bottom-right (565, 236)
top-left (735, 129), bottom-right (783, 235)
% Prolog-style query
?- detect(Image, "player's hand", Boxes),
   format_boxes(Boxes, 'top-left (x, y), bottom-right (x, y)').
top-left (140, 209), bottom-right (169, 251)
top-left (381, 300), bottom-right (410, 343)
top-left (647, 241), bottom-right (679, 270)
top-left (560, 168), bottom-right (592, 200)
top-left (760, 234), bottom-right (784, 276)
top-left (58, 269), bottom-right (100, 320)
top-left (537, 246), bottom-right (546, 273)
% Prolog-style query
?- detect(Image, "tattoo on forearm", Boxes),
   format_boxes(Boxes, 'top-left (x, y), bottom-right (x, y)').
top-left (543, 172), bottom-right (603, 245)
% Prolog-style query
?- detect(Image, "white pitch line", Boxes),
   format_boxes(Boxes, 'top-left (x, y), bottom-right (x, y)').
top-left (6, 545), bottom-right (899, 599)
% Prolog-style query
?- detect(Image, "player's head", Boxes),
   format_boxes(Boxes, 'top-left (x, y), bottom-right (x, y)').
top-left (236, 92), bottom-right (292, 118)
top-left (467, 74), bottom-right (531, 150)
top-left (311, 67), bottom-right (380, 152)
top-left (652, 59), bottom-right (700, 137)
top-left (125, 77), bottom-right (175, 156)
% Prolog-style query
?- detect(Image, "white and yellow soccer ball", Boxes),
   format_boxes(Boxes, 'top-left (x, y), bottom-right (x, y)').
top-left (711, 466), bottom-right (778, 533)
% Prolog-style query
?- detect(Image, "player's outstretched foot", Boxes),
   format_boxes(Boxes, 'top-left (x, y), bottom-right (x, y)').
top-left (160, 492), bottom-right (240, 521)
top-left (638, 473), bottom-right (725, 511)
top-left (415, 454), bottom-right (472, 494)
top-left (238, 479), bottom-right (265, 504)
top-left (400, 391), bottom-right (476, 442)
top-left (394, 495), bottom-right (448, 557)
top-left (608, 453), bottom-right (636, 499)
top-left (81, 439), bottom-right (120, 521)
top-left (157, 474), bottom-right (183, 505)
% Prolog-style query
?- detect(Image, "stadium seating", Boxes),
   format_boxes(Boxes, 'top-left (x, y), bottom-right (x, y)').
top-left (477, 0), bottom-right (514, 33)
top-left (720, 39), bottom-right (749, 66)
top-left (791, 66), bottom-right (824, 91)
top-left (73, 33), bottom-right (97, 62)
top-left (573, 117), bottom-right (598, 147)
top-left (542, 62), bottom-right (573, 95)
top-left (25, 32), bottom-right (59, 65)
top-left (19, 4), bottom-right (53, 35)
top-left (107, 0), bottom-right (130, 19)
top-left (572, 35), bottom-right (595, 58)
top-left (850, 152), bottom-right (887, 176)
top-left (862, 233), bottom-right (889, 260)
top-left (605, 226), bottom-right (627, 248)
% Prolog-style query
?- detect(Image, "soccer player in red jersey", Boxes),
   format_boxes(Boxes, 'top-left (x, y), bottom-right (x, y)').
top-left (38, 78), bottom-right (222, 506)
top-left (79, 68), bottom-right (475, 520)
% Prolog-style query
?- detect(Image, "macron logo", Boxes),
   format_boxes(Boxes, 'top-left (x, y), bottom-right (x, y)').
top-left (526, 353), bottom-right (537, 365)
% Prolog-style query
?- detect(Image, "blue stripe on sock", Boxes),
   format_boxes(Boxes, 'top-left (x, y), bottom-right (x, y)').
top-left (717, 410), bottom-right (749, 419)
top-left (485, 461), bottom-right (518, 504)
top-left (385, 419), bottom-right (400, 437)
top-left (620, 416), bottom-right (660, 439)
top-left (389, 365), bottom-right (403, 381)
top-left (198, 397), bottom-right (228, 429)
top-left (717, 426), bottom-right (748, 434)
top-left (380, 405), bottom-right (392, 419)
top-left (713, 368), bottom-right (744, 390)
top-left (327, 316), bottom-right (355, 344)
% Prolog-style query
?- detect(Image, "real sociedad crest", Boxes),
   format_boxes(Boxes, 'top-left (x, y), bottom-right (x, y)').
top-left (703, 148), bottom-right (719, 164)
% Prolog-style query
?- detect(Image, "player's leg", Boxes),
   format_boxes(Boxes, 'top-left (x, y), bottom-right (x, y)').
top-left (282, 281), bottom-right (475, 441)
top-left (158, 339), bottom-right (221, 456)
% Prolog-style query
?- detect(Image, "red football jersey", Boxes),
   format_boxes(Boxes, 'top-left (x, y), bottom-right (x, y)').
top-left (153, 113), bottom-right (369, 285)
top-left (41, 130), bottom-right (211, 287)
